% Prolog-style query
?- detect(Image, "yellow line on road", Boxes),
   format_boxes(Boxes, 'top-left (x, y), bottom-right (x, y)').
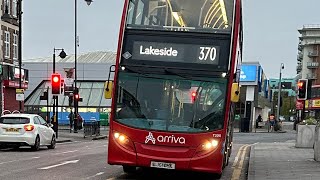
top-left (232, 144), bottom-right (246, 167)
top-left (231, 144), bottom-right (250, 180)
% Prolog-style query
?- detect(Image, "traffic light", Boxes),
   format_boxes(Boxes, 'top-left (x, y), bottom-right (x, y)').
top-left (73, 88), bottom-right (83, 104)
top-left (191, 91), bottom-right (197, 103)
top-left (51, 73), bottom-right (61, 95)
top-left (297, 79), bottom-right (308, 100)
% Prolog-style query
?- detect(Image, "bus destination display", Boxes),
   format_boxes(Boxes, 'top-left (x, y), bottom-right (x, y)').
top-left (131, 41), bottom-right (220, 65)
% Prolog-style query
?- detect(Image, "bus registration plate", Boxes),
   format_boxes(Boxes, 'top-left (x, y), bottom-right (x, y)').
top-left (150, 161), bottom-right (175, 169)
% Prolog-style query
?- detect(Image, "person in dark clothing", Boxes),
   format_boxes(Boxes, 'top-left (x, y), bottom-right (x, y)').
top-left (68, 111), bottom-right (74, 133)
top-left (256, 114), bottom-right (263, 128)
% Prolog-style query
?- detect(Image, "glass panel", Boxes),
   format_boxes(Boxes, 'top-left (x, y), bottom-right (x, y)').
top-left (78, 85), bottom-right (92, 107)
top-left (57, 95), bottom-right (67, 106)
top-left (27, 88), bottom-right (43, 106)
top-left (115, 72), bottom-right (227, 133)
top-left (92, 82), bottom-right (104, 88)
top-left (88, 88), bottom-right (103, 107)
top-left (0, 117), bottom-right (30, 124)
top-left (80, 82), bottom-right (92, 89)
top-left (126, 0), bottom-right (234, 33)
top-left (100, 97), bottom-right (112, 108)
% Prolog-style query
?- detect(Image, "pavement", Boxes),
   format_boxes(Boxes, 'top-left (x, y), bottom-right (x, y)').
top-left (234, 121), bottom-right (293, 133)
top-left (55, 125), bottom-right (109, 143)
top-left (248, 131), bottom-right (320, 180)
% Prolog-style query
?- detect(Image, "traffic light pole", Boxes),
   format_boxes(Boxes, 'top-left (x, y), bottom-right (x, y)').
top-left (52, 51), bottom-right (57, 136)
top-left (302, 100), bottom-right (305, 121)
top-left (52, 49), bottom-right (58, 137)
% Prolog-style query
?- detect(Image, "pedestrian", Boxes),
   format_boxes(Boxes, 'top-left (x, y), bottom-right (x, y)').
top-left (77, 113), bottom-right (83, 130)
top-left (256, 114), bottom-right (263, 128)
top-left (68, 111), bottom-right (74, 133)
top-left (269, 114), bottom-right (275, 132)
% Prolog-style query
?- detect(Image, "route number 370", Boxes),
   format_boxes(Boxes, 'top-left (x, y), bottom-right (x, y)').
top-left (198, 47), bottom-right (217, 61)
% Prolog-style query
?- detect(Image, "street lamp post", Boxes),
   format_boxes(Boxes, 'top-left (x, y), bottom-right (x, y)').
top-left (52, 48), bottom-right (66, 138)
top-left (73, 0), bottom-right (93, 133)
top-left (276, 63), bottom-right (285, 121)
top-left (18, 0), bottom-right (23, 112)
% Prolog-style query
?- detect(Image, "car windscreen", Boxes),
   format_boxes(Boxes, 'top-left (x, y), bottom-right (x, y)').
top-left (0, 117), bottom-right (30, 124)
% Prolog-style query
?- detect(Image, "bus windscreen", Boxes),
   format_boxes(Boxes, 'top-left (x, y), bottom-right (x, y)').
top-left (115, 72), bottom-right (227, 133)
top-left (126, 0), bottom-right (235, 33)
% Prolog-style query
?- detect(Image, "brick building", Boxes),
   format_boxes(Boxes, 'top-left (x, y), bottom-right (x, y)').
top-left (0, 0), bottom-right (28, 115)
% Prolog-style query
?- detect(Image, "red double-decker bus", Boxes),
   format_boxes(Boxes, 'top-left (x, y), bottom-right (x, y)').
top-left (106, 0), bottom-right (243, 177)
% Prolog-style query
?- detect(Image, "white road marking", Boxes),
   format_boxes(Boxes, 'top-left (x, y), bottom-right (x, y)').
top-left (86, 172), bottom-right (105, 179)
top-left (38, 159), bottom-right (79, 170)
top-left (0, 156), bottom-right (40, 165)
top-left (54, 150), bottom-right (79, 155)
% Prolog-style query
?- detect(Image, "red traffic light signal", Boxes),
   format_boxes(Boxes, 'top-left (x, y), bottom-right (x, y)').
top-left (191, 91), bottom-right (197, 103)
top-left (297, 79), bottom-right (308, 100)
top-left (51, 73), bottom-right (61, 95)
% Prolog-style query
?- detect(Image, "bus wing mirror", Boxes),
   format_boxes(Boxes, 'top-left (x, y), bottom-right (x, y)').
top-left (231, 83), bottom-right (240, 103)
top-left (104, 81), bottom-right (113, 99)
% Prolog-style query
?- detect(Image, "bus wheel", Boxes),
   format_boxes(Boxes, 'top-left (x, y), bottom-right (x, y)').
top-left (123, 165), bottom-right (136, 174)
top-left (212, 173), bottom-right (222, 179)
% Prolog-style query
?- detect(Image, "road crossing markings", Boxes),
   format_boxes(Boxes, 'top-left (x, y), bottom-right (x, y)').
top-left (231, 144), bottom-right (250, 180)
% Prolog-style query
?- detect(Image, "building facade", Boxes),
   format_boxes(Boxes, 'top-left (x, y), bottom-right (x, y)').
top-left (297, 25), bottom-right (320, 84)
top-left (0, 0), bottom-right (28, 115)
top-left (237, 62), bottom-right (272, 131)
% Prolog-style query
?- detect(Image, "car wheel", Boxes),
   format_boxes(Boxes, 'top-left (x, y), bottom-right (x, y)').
top-left (32, 135), bottom-right (40, 151)
top-left (123, 165), bottom-right (136, 174)
top-left (47, 135), bottom-right (56, 149)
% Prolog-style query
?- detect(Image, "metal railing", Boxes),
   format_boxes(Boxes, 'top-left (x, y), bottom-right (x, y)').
top-left (307, 62), bottom-right (319, 68)
top-left (83, 120), bottom-right (100, 138)
top-left (306, 73), bottom-right (318, 79)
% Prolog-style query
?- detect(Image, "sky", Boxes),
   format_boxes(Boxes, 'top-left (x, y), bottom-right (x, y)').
top-left (23, 0), bottom-right (320, 79)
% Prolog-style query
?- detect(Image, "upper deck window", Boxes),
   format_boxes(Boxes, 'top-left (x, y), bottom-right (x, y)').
top-left (126, 0), bottom-right (235, 33)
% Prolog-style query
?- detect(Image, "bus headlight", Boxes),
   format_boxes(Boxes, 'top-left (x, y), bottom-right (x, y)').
top-left (202, 139), bottom-right (219, 150)
top-left (113, 131), bottom-right (135, 152)
top-left (195, 139), bottom-right (220, 157)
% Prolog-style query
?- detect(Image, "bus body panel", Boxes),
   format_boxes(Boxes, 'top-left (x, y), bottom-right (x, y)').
top-left (108, 121), bottom-right (225, 173)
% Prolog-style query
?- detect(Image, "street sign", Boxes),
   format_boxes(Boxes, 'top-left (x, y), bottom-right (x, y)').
top-left (16, 89), bottom-right (24, 101)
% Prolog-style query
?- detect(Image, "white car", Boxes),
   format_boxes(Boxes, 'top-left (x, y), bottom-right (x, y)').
top-left (0, 113), bottom-right (56, 151)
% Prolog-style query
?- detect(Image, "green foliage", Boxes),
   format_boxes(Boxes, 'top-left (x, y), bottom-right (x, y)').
top-left (272, 93), bottom-right (295, 116)
top-left (299, 117), bottom-right (318, 125)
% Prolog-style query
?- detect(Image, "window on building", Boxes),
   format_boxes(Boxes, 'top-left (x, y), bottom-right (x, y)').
top-left (5, 0), bottom-right (11, 15)
top-left (12, 0), bottom-right (17, 17)
top-left (13, 34), bottom-right (18, 60)
top-left (5, 31), bottom-right (10, 58)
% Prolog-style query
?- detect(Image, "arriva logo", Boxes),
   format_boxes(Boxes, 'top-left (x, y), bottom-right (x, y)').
top-left (145, 132), bottom-right (186, 145)
top-left (139, 45), bottom-right (178, 57)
